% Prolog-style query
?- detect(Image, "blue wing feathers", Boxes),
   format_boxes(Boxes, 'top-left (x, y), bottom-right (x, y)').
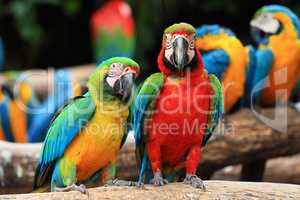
top-left (243, 47), bottom-right (273, 106)
top-left (34, 94), bottom-right (95, 188)
top-left (251, 48), bottom-right (273, 103)
top-left (202, 49), bottom-right (230, 80)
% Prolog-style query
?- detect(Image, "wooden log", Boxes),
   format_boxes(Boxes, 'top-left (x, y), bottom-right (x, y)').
top-left (212, 153), bottom-right (300, 184)
top-left (0, 141), bottom-right (41, 194)
top-left (198, 107), bottom-right (300, 178)
top-left (1, 181), bottom-right (300, 199)
top-left (1, 107), bottom-right (300, 194)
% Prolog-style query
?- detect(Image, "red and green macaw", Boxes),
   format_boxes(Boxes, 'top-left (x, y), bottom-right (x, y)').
top-left (33, 57), bottom-right (140, 193)
top-left (196, 25), bottom-right (248, 112)
top-left (245, 5), bottom-right (300, 107)
top-left (90, 0), bottom-right (135, 63)
top-left (133, 23), bottom-right (223, 189)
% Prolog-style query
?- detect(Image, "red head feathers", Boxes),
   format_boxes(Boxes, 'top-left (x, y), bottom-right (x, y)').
top-left (157, 23), bottom-right (204, 76)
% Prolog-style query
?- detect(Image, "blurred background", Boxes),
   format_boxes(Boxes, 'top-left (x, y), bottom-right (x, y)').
top-left (0, 0), bottom-right (299, 74)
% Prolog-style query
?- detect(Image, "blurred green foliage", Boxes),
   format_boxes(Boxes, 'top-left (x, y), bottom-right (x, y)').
top-left (0, 0), bottom-right (82, 46)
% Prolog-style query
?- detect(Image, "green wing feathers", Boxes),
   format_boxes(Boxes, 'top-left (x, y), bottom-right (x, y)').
top-left (133, 73), bottom-right (165, 166)
top-left (203, 74), bottom-right (224, 146)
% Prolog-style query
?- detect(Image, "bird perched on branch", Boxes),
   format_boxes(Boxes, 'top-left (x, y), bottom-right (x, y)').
top-left (196, 25), bottom-right (248, 112)
top-left (33, 57), bottom-right (140, 193)
top-left (245, 5), bottom-right (300, 107)
top-left (90, 0), bottom-right (135, 63)
top-left (133, 23), bottom-right (223, 189)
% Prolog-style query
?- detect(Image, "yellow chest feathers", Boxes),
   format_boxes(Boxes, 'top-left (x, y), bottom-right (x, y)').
top-left (63, 104), bottom-right (129, 180)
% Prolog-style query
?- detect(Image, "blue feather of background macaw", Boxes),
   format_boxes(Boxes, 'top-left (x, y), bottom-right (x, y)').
top-left (0, 38), bottom-right (4, 69)
top-left (243, 46), bottom-right (273, 106)
top-left (0, 87), bottom-right (15, 141)
top-left (201, 49), bottom-right (229, 80)
top-left (28, 69), bottom-right (74, 142)
top-left (197, 24), bottom-right (235, 37)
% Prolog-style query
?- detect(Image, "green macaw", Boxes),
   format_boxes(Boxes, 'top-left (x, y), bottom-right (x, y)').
top-left (33, 57), bottom-right (140, 193)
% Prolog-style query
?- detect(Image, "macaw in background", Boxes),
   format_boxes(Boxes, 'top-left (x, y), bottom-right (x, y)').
top-left (0, 79), bottom-right (37, 142)
top-left (33, 57), bottom-right (140, 193)
top-left (28, 69), bottom-right (82, 142)
top-left (134, 23), bottom-right (223, 189)
top-left (195, 24), bottom-right (248, 112)
top-left (245, 5), bottom-right (300, 107)
top-left (90, 0), bottom-right (135, 63)
top-left (15, 75), bottom-right (42, 130)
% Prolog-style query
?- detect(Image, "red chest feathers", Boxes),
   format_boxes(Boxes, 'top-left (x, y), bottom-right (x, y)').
top-left (147, 74), bottom-right (212, 164)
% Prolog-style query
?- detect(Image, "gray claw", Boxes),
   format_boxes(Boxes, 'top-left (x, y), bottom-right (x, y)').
top-left (135, 182), bottom-right (145, 189)
top-left (183, 174), bottom-right (206, 190)
top-left (105, 179), bottom-right (136, 187)
top-left (150, 171), bottom-right (168, 186)
top-left (55, 183), bottom-right (89, 195)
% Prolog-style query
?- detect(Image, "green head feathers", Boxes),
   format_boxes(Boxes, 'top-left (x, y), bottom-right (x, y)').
top-left (87, 57), bottom-right (140, 102)
top-left (164, 23), bottom-right (196, 34)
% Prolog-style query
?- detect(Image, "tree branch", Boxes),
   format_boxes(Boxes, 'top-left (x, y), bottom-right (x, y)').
top-left (1, 182), bottom-right (300, 200)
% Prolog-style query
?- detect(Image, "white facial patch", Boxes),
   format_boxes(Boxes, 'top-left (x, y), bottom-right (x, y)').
top-left (187, 33), bottom-right (195, 63)
top-left (250, 13), bottom-right (280, 34)
top-left (164, 33), bottom-right (173, 62)
top-left (164, 33), bottom-right (196, 65)
top-left (106, 63), bottom-right (124, 88)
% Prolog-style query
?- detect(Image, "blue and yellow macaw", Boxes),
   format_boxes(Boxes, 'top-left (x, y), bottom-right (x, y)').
top-left (196, 24), bottom-right (248, 112)
top-left (245, 5), bottom-right (300, 106)
top-left (33, 57), bottom-right (140, 193)
top-left (28, 69), bottom-right (82, 142)
top-left (0, 79), bottom-right (37, 142)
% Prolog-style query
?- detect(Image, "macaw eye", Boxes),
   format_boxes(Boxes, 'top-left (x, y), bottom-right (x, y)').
top-left (189, 34), bottom-right (195, 49)
top-left (108, 63), bottom-right (123, 77)
top-left (189, 40), bottom-right (195, 49)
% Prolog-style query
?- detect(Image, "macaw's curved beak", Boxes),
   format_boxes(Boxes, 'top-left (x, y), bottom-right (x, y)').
top-left (172, 37), bottom-right (189, 70)
top-left (113, 72), bottom-right (134, 102)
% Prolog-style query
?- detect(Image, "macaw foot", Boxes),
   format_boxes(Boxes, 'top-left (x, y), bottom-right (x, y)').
top-left (183, 174), bottom-right (206, 190)
top-left (105, 178), bottom-right (136, 187)
top-left (135, 181), bottom-right (145, 189)
top-left (150, 171), bottom-right (168, 186)
top-left (55, 183), bottom-right (89, 195)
